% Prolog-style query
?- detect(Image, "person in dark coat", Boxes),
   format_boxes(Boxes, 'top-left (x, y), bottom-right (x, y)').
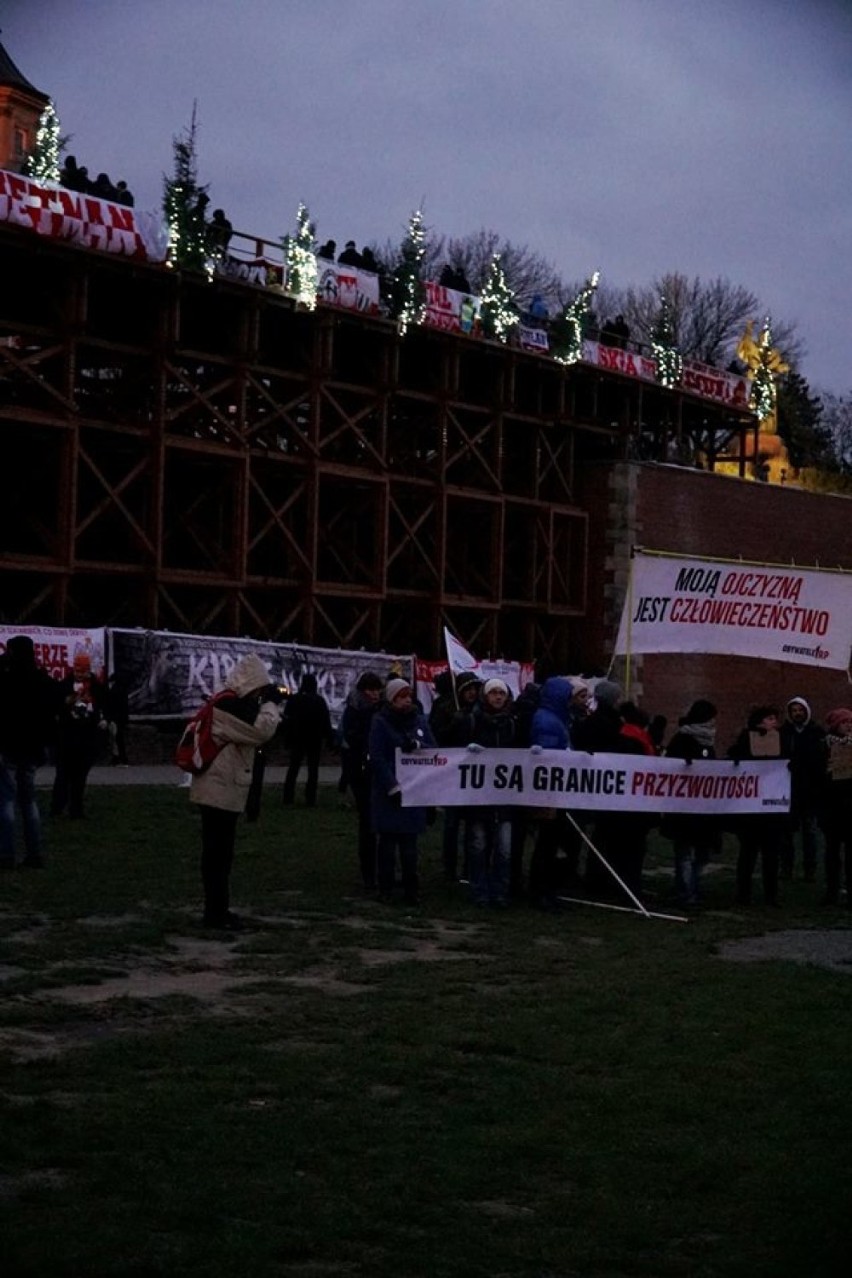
top-left (573, 680), bottom-right (647, 901)
top-left (337, 240), bottom-right (363, 268)
top-left (466, 679), bottom-right (516, 906)
top-left (527, 676), bottom-right (576, 909)
top-left (728, 705), bottom-right (790, 906)
top-left (429, 670), bottom-right (482, 881)
top-left (317, 239), bottom-right (336, 261)
top-left (339, 670), bottom-right (384, 889)
top-left (281, 673), bottom-right (334, 807)
top-left (105, 673), bottom-right (130, 766)
top-left (368, 679), bottom-right (435, 905)
top-left (0, 635), bottom-right (63, 867)
top-left (779, 696), bottom-right (825, 881)
top-left (51, 651), bottom-right (108, 819)
top-left (818, 706), bottom-right (852, 907)
top-left (662, 699), bottom-right (721, 907)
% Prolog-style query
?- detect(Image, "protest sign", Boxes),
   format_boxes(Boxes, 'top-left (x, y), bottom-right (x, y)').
top-left (395, 747), bottom-right (790, 814)
top-left (615, 552), bottom-right (852, 670)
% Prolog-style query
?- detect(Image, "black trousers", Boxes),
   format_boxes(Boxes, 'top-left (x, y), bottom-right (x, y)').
top-left (282, 744), bottom-right (322, 806)
top-left (200, 805), bottom-right (239, 924)
top-left (350, 772), bottom-right (377, 888)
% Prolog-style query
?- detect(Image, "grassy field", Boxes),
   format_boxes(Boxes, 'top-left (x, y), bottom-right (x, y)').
top-left (1, 785), bottom-right (851, 1278)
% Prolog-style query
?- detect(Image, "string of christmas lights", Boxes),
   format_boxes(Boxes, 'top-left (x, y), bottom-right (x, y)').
top-left (24, 100), bottom-right (61, 184)
top-left (651, 294), bottom-right (682, 388)
top-left (552, 270), bottom-right (600, 365)
top-left (285, 203), bottom-right (318, 309)
top-left (391, 209), bottom-right (427, 334)
top-left (479, 253), bottom-right (518, 342)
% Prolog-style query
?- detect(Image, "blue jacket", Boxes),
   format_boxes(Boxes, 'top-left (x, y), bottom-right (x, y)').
top-left (530, 677), bottom-right (574, 751)
top-left (368, 702), bottom-right (435, 835)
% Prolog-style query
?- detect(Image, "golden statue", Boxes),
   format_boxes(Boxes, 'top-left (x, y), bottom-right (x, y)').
top-left (736, 319), bottom-right (789, 429)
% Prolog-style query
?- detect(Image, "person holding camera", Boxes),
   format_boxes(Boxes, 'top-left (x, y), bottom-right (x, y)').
top-left (189, 653), bottom-right (285, 930)
top-left (368, 678), bottom-right (435, 906)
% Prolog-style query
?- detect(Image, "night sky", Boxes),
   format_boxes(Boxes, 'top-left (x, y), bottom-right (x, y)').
top-left (4, 0), bottom-right (850, 392)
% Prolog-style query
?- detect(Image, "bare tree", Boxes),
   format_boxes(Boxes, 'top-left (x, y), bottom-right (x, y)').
top-left (821, 392), bottom-right (852, 471)
top-left (608, 272), bottom-right (802, 369)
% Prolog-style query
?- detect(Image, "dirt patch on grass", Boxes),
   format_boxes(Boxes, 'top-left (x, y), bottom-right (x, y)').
top-left (718, 928), bottom-right (852, 973)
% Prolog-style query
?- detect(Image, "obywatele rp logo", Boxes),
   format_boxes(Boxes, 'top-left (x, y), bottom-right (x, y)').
top-left (399, 753), bottom-right (449, 767)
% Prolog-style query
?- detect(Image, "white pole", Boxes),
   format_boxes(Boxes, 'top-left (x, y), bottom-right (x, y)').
top-left (563, 810), bottom-right (686, 923)
top-left (557, 896), bottom-right (688, 924)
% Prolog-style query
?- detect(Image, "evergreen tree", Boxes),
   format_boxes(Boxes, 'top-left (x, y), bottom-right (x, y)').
top-left (163, 107), bottom-right (210, 272)
top-left (551, 271), bottom-right (600, 365)
top-left (284, 203), bottom-right (318, 308)
top-left (777, 372), bottom-right (833, 469)
top-left (479, 253), bottom-right (518, 342)
top-left (24, 100), bottom-right (62, 184)
top-left (651, 294), bottom-right (682, 388)
top-left (388, 209), bottom-right (427, 333)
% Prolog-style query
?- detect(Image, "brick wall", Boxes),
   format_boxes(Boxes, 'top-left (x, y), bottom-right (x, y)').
top-left (578, 461), bottom-right (852, 747)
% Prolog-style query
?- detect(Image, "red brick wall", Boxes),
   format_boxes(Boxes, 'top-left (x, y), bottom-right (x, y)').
top-left (578, 462), bottom-right (852, 748)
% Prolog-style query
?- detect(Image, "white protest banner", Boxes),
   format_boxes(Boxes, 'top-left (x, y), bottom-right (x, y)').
top-left (396, 747), bottom-right (790, 814)
top-left (615, 552), bottom-right (852, 671)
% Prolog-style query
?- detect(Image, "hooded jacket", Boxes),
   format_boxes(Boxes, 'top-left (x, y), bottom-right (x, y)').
top-left (530, 678), bottom-right (574, 750)
top-left (780, 697), bottom-right (825, 811)
top-left (190, 654), bottom-right (282, 812)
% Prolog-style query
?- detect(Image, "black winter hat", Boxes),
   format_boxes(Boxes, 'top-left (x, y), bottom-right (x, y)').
top-left (455, 671), bottom-right (482, 693)
top-left (683, 699), bottom-right (717, 725)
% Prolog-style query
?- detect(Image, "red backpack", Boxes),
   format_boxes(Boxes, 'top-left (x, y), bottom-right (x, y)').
top-left (175, 690), bottom-right (237, 776)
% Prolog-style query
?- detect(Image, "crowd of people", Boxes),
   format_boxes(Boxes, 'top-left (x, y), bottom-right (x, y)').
top-left (0, 637), bottom-right (130, 869)
top-left (2, 640), bottom-right (850, 929)
top-left (58, 155), bottom-right (135, 206)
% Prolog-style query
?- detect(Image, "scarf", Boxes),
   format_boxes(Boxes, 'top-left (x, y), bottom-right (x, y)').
top-left (679, 721), bottom-right (716, 751)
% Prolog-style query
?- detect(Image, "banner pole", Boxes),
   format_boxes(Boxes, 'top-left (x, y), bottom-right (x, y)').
top-left (557, 896), bottom-right (688, 923)
top-left (563, 810), bottom-right (654, 919)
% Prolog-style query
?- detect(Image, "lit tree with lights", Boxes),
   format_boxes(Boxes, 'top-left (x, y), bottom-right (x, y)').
top-left (388, 209), bottom-right (427, 334)
top-left (24, 99), bottom-right (62, 184)
top-left (284, 203), bottom-right (318, 308)
top-left (651, 294), bottom-right (682, 388)
top-left (737, 318), bottom-right (789, 423)
top-left (479, 253), bottom-right (519, 342)
top-left (551, 270), bottom-right (600, 365)
top-left (163, 106), bottom-right (210, 272)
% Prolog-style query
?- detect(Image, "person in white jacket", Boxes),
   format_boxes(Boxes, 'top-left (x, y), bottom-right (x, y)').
top-left (190, 654), bottom-right (284, 929)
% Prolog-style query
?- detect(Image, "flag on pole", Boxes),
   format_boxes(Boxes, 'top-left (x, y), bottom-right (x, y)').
top-left (443, 627), bottom-right (478, 674)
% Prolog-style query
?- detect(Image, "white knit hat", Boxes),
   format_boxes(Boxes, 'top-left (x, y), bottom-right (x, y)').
top-left (385, 678), bottom-right (411, 704)
top-left (482, 678), bottom-right (509, 696)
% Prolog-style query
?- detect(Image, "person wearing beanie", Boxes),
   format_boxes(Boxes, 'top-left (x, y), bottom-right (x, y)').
top-left (190, 653), bottom-right (285, 929)
top-left (779, 695), bottom-right (825, 881)
top-left (728, 706), bottom-right (790, 907)
top-left (281, 672), bottom-right (334, 808)
top-left (428, 669), bottom-right (482, 881)
top-left (0, 636), bottom-right (64, 868)
top-left (339, 671), bottom-right (385, 889)
top-left (818, 708), bottom-right (852, 907)
top-left (368, 679), bottom-right (435, 905)
top-left (662, 698), bottom-right (720, 907)
top-left (466, 676), bottom-right (515, 906)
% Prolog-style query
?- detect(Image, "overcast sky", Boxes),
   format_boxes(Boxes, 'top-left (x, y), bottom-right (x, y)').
top-left (4, 0), bottom-right (850, 393)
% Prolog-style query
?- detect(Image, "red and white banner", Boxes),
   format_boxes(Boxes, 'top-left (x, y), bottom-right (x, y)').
top-left (681, 357), bottom-right (751, 408)
top-left (396, 746), bottom-right (790, 813)
top-left (0, 624), bottom-right (106, 681)
top-left (0, 170), bottom-right (168, 262)
top-left (582, 338), bottom-right (657, 383)
top-left (615, 552), bottom-right (852, 670)
top-left (581, 339), bottom-right (752, 408)
top-left (423, 281), bottom-right (479, 334)
top-left (315, 261), bottom-right (380, 314)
